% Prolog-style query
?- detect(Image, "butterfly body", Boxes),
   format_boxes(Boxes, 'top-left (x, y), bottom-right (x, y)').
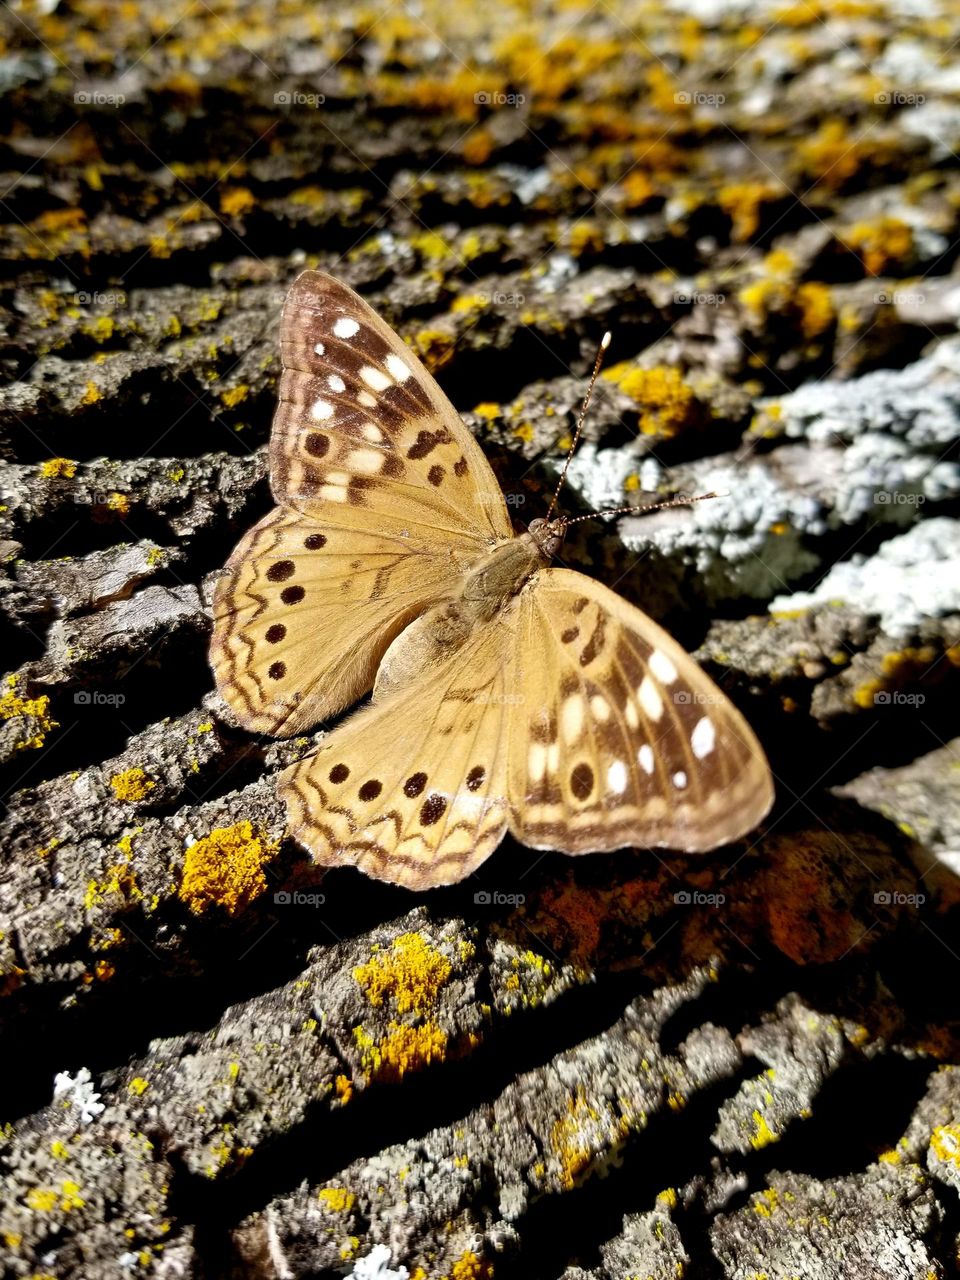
top-left (210, 271), bottom-right (774, 889)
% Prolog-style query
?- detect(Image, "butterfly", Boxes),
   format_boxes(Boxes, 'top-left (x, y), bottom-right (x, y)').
top-left (210, 271), bottom-right (774, 890)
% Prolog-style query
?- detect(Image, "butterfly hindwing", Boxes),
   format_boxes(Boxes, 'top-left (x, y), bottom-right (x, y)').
top-left (279, 619), bottom-right (516, 889)
top-left (272, 271), bottom-right (513, 540)
top-left (507, 569), bottom-right (774, 853)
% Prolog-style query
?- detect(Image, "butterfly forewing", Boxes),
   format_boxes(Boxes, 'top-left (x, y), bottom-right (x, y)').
top-left (272, 271), bottom-right (513, 540)
top-left (507, 570), bottom-right (773, 853)
top-left (211, 270), bottom-right (512, 736)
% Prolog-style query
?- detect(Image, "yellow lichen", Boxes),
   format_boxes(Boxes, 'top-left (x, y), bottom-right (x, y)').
top-left (840, 217), bottom-right (913, 276)
top-left (0, 676), bottom-right (57, 752)
top-left (604, 364), bottom-right (700, 437)
top-left (750, 1108), bottom-right (777, 1149)
top-left (40, 457), bottom-right (77, 479)
top-left (109, 768), bottom-right (155, 803)
top-left (81, 382), bottom-right (101, 405)
top-left (178, 820), bottom-right (278, 916)
top-left (353, 932), bottom-right (453, 1016)
top-left (106, 492), bottom-right (130, 516)
top-left (129, 1077), bottom-right (150, 1096)
top-left (318, 1186), bottom-right (356, 1212)
top-left (220, 384), bottom-right (249, 407)
top-left (220, 187), bottom-right (256, 218)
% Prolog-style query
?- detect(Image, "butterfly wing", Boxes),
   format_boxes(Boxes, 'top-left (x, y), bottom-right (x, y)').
top-left (211, 271), bottom-right (513, 736)
top-left (272, 270), bottom-right (513, 540)
top-left (278, 619), bottom-right (516, 889)
top-left (508, 569), bottom-right (774, 853)
top-left (211, 505), bottom-right (483, 736)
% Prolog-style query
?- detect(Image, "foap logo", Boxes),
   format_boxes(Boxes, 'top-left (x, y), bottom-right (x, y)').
top-left (674, 90), bottom-right (725, 107)
top-left (874, 890), bottom-right (925, 906)
top-left (470, 691), bottom-right (525, 706)
top-left (474, 889), bottom-right (526, 906)
top-left (74, 90), bottom-right (126, 107)
top-left (74, 690), bottom-right (125, 707)
top-left (674, 690), bottom-right (723, 706)
top-left (674, 290), bottom-right (725, 306)
top-left (75, 291), bottom-right (127, 307)
top-left (874, 691), bottom-right (925, 706)
top-left (874, 91), bottom-right (926, 106)
top-left (274, 90), bottom-right (325, 108)
top-left (674, 890), bottom-right (726, 906)
top-left (874, 490), bottom-right (925, 507)
top-left (875, 290), bottom-right (925, 307)
top-left (274, 890), bottom-right (326, 906)
top-left (474, 90), bottom-right (526, 108)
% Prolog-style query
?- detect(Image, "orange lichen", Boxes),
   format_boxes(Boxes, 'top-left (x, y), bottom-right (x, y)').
top-left (353, 1021), bottom-right (448, 1081)
top-left (109, 768), bottom-right (155, 803)
top-left (178, 820), bottom-right (278, 916)
top-left (353, 932), bottom-right (453, 1015)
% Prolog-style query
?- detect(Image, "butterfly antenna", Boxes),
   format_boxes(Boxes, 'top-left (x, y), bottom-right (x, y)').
top-left (545, 331), bottom-right (611, 522)
top-left (560, 490), bottom-right (725, 528)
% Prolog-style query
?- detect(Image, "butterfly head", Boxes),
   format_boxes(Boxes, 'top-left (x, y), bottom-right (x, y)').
top-left (527, 516), bottom-right (566, 560)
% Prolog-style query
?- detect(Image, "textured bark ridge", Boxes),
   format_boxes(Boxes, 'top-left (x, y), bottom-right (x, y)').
top-left (2, 1), bottom-right (960, 1277)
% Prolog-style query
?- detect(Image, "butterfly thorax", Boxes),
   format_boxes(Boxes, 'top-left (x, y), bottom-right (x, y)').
top-left (372, 527), bottom-right (554, 701)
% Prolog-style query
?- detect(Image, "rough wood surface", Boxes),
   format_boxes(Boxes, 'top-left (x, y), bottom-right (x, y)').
top-left (1, 1), bottom-right (960, 1277)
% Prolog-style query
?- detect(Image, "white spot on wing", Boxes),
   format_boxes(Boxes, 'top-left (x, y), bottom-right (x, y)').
top-left (672, 770), bottom-right (687, 789)
top-left (562, 694), bottom-right (585, 743)
top-left (691, 716), bottom-right (716, 759)
top-left (311, 399), bottom-right (334, 420)
top-left (590, 695), bottom-right (610, 721)
top-left (385, 352), bottom-right (412, 381)
top-left (360, 365), bottom-right (392, 392)
top-left (357, 390), bottom-right (377, 408)
top-left (649, 650), bottom-right (678, 684)
top-left (333, 317), bottom-right (359, 339)
top-left (327, 374), bottom-right (346, 393)
top-left (313, 341), bottom-right (325, 355)
top-left (638, 677), bottom-right (663, 721)
top-left (638, 744), bottom-right (654, 775)
top-left (607, 760), bottom-right (628, 794)
top-left (347, 449), bottom-right (383, 475)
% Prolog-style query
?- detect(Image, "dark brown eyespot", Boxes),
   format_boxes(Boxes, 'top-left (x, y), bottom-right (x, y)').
top-left (281, 585), bottom-right (305, 605)
top-left (304, 533), bottom-right (327, 550)
top-left (453, 456), bottom-right (468, 477)
top-left (561, 626), bottom-right (579, 644)
top-left (267, 560), bottom-right (295, 582)
top-left (420, 793), bottom-right (447, 825)
top-left (265, 624), bottom-right (286, 643)
top-left (427, 464), bottom-right (444, 486)
top-left (329, 763), bottom-right (349, 783)
top-left (404, 772), bottom-right (427, 797)
top-left (570, 762), bottom-right (594, 800)
top-left (573, 597), bottom-right (589, 614)
top-left (305, 433), bottom-right (329, 457)
top-left (268, 661), bottom-right (286, 680)
top-left (466, 765), bottom-right (485, 791)
top-left (358, 779), bottom-right (382, 802)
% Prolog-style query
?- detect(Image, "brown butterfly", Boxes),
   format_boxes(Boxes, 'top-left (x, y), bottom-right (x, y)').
top-left (210, 271), bottom-right (773, 889)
